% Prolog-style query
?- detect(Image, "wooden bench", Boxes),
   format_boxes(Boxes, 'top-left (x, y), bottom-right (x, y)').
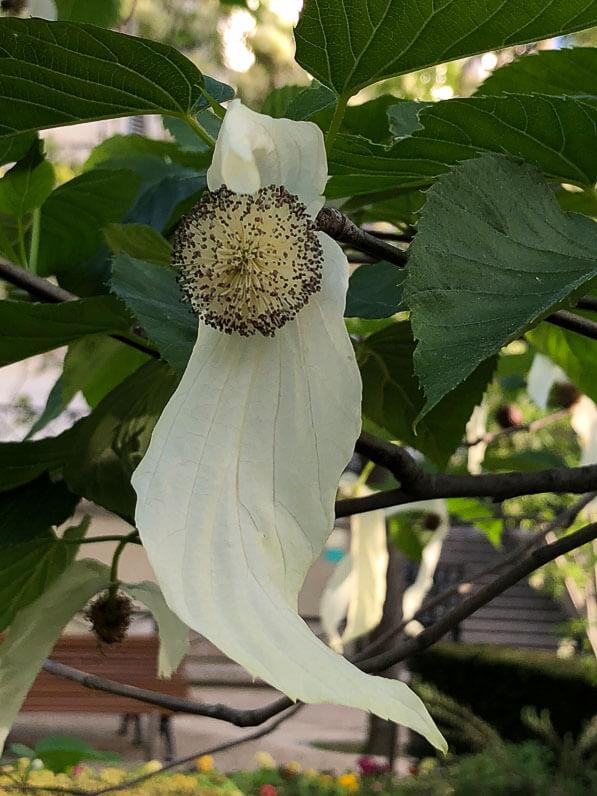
top-left (19, 635), bottom-right (188, 759)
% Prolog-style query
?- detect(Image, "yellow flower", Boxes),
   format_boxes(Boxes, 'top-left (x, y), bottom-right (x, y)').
top-left (320, 774), bottom-right (334, 785)
top-left (338, 772), bottom-right (360, 792)
top-left (254, 751), bottom-right (276, 769)
top-left (304, 768), bottom-right (318, 778)
top-left (169, 773), bottom-right (198, 792)
top-left (195, 754), bottom-right (214, 773)
top-left (100, 767), bottom-right (125, 785)
top-left (143, 760), bottom-right (163, 774)
top-left (284, 761), bottom-right (302, 774)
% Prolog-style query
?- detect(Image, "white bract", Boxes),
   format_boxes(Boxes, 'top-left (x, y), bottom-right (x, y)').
top-left (132, 101), bottom-right (446, 752)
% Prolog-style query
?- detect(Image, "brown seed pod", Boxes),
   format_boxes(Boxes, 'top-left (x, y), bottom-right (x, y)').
top-left (495, 403), bottom-right (524, 429)
top-left (551, 382), bottom-right (582, 410)
top-left (86, 591), bottom-right (133, 645)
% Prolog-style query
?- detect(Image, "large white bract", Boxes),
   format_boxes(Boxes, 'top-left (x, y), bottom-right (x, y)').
top-left (132, 100), bottom-right (446, 752)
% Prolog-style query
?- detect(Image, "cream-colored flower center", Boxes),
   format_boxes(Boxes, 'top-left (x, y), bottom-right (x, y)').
top-left (174, 185), bottom-right (324, 337)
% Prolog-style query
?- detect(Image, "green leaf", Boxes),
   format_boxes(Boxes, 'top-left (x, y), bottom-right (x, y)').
top-left (342, 96), bottom-right (398, 143)
top-left (0, 132), bottom-right (36, 168)
top-left (345, 261), bottom-right (406, 318)
top-left (0, 295), bottom-right (135, 366)
top-left (477, 47), bottom-right (597, 97)
top-left (261, 85), bottom-right (306, 118)
top-left (387, 100), bottom-right (433, 138)
top-left (0, 559), bottom-right (110, 753)
top-left (63, 334), bottom-right (149, 409)
top-left (527, 321), bottom-right (597, 406)
top-left (103, 223), bottom-right (172, 267)
top-left (84, 133), bottom-right (209, 172)
top-left (388, 514), bottom-right (424, 563)
top-left (0, 138), bottom-right (54, 219)
top-left (285, 82), bottom-right (336, 121)
top-left (0, 474), bottom-right (80, 545)
top-left (9, 743), bottom-right (35, 759)
top-left (25, 375), bottom-right (66, 440)
top-left (55, 0), bottom-right (121, 28)
top-left (446, 497), bottom-right (502, 547)
top-left (358, 321), bottom-right (495, 468)
top-left (483, 449), bottom-right (566, 473)
top-left (110, 254), bottom-right (196, 376)
top-left (63, 360), bottom-right (178, 521)
top-left (37, 169), bottom-right (139, 275)
top-left (405, 154), bottom-right (597, 419)
top-left (0, 19), bottom-right (206, 138)
top-left (162, 111), bottom-right (221, 153)
top-left (33, 735), bottom-right (119, 774)
top-left (327, 95), bottom-right (597, 198)
top-left (0, 518), bottom-right (88, 632)
top-left (0, 425), bottom-right (78, 492)
top-left (295, 0), bottom-right (597, 99)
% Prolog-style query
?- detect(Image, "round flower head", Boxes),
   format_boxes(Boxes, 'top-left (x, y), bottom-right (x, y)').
top-left (133, 100), bottom-right (446, 754)
top-left (174, 185), bottom-right (323, 336)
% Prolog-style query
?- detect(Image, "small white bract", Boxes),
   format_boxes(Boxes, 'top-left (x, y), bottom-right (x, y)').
top-left (132, 100), bottom-right (446, 753)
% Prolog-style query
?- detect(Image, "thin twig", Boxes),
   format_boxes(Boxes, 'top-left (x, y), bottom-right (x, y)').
top-left (0, 258), bottom-right (160, 360)
top-left (464, 408), bottom-right (570, 447)
top-left (358, 521), bottom-right (597, 673)
top-left (316, 208), bottom-right (409, 267)
top-left (546, 310), bottom-right (597, 340)
top-left (41, 660), bottom-right (293, 726)
top-left (576, 296), bottom-right (597, 312)
top-left (351, 492), bottom-right (597, 661)
top-left (5, 704), bottom-right (302, 796)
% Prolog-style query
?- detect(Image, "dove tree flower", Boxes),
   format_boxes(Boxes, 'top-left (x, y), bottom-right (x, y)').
top-left (132, 100), bottom-right (446, 752)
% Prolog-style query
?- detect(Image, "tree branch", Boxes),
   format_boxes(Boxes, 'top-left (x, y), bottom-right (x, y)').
top-left (0, 258), bottom-right (161, 359)
top-left (352, 492), bottom-right (597, 661)
top-left (546, 310), bottom-right (597, 340)
top-left (358, 521), bottom-right (597, 673)
top-left (316, 207), bottom-right (409, 267)
top-left (464, 408), bottom-right (570, 448)
top-left (576, 296), bottom-right (597, 313)
top-left (41, 659), bottom-right (293, 726)
top-left (335, 432), bottom-right (597, 517)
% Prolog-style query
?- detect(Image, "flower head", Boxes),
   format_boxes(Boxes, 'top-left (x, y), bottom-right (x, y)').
top-left (132, 100), bottom-right (446, 754)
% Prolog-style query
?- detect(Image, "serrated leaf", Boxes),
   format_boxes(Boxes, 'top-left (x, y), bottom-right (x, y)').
top-left (285, 82), bottom-right (336, 121)
top-left (261, 85), bottom-right (306, 118)
top-left (528, 321), bottom-right (597, 406)
top-left (64, 360), bottom-right (178, 522)
top-left (345, 261), bottom-right (406, 318)
top-left (0, 19), bottom-right (206, 138)
top-left (0, 558), bottom-right (110, 753)
top-left (387, 100), bottom-right (433, 139)
top-left (0, 474), bottom-right (80, 545)
top-left (295, 0), bottom-right (597, 98)
top-left (103, 223), bottom-right (172, 267)
top-left (477, 47), bottom-right (597, 97)
top-left (54, 0), bottom-right (121, 28)
top-left (327, 95), bottom-right (597, 198)
top-left (37, 169), bottom-right (139, 275)
top-left (0, 138), bottom-right (54, 219)
top-left (110, 254), bottom-right (196, 376)
top-left (0, 295), bottom-right (135, 366)
top-left (0, 425), bottom-right (79, 492)
top-left (0, 517), bottom-right (88, 632)
top-left (358, 321), bottom-right (495, 468)
top-left (121, 582), bottom-right (189, 678)
top-left (405, 154), bottom-right (597, 419)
